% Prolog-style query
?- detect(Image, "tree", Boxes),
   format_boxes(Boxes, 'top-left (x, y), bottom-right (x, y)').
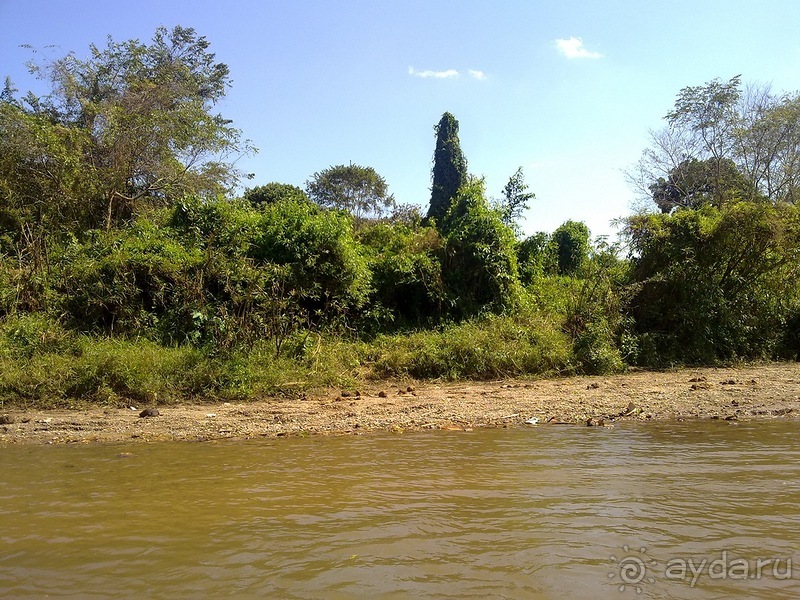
top-left (244, 182), bottom-right (309, 208)
top-left (427, 112), bottom-right (467, 224)
top-left (0, 25), bottom-right (252, 235)
top-left (630, 76), bottom-right (742, 210)
top-left (549, 220), bottom-right (590, 276)
top-left (649, 157), bottom-right (753, 213)
top-left (734, 86), bottom-right (800, 203)
top-left (623, 203), bottom-right (800, 364)
top-left (305, 163), bottom-right (395, 222)
top-left (665, 75), bottom-right (741, 164)
top-left (630, 76), bottom-right (800, 209)
top-left (441, 178), bottom-right (519, 315)
top-left (497, 166), bottom-right (535, 232)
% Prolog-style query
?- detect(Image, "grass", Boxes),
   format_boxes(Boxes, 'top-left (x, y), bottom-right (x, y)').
top-left (0, 309), bottom-right (611, 409)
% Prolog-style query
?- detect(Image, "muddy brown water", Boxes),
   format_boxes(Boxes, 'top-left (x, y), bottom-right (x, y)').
top-left (1, 420), bottom-right (799, 599)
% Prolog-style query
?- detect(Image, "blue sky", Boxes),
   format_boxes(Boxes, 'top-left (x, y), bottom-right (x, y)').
top-left (2, 1), bottom-right (800, 240)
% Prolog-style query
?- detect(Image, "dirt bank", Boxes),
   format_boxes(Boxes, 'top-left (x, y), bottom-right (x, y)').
top-left (1, 363), bottom-right (799, 445)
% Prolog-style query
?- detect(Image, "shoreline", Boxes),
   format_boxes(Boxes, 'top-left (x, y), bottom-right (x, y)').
top-left (1, 363), bottom-right (799, 445)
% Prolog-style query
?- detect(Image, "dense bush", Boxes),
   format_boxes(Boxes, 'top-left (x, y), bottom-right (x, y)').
top-left (440, 179), bottom-right (520, 317)
top-left (56, 221), bottom-right (206, 340)
top-left (624, 202), bottom-right (800, 364)
top-left (358, 220), bottom-right (445, 327)
top-left (548, 220), bottom-right (590, 276)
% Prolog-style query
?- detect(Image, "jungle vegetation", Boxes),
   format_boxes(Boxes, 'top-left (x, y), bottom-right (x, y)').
top-left (2, 28), bottom-right (800, 407)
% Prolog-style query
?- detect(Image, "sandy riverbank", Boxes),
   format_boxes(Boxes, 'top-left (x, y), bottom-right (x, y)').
top-left (1, 363), bottom-right (799, 445)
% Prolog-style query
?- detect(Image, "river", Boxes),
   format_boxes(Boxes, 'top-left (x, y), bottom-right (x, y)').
top-left (1, 420), bottom-right (799, 598)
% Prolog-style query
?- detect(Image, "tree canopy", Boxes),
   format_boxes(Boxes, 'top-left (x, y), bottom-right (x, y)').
top-left (631, 76), bottom-right (800, 210)
top-left (244, 182), bottom-right (309, 208)
top-left (305, 163), bottom-right (395, 222)
top-left (649, 157), bottom-right (754, 213)
top-left (0, 25), bottom-right (252, 237)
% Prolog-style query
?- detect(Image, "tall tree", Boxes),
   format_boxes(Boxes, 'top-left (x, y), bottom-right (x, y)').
top-left (630, 76), bottom-right (742, 210)
top-left (734, 86), bottom-right (800, 203)
top-left (0, 25), bottom-right (252, 235)
top-left (427, 112), bottom-right (467, 225)
top-left (305, 163), bottom-right (395, 222)
top-left (630, 76), bottom-right (800, 209)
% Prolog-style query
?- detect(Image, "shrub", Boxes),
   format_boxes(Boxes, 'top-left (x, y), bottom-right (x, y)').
top-left (358, 220), bottom-right (446, 327)
top-left (440, 179), bottom-right (520, 317)
top-left (370, 313), bottom-right (570, 380)
top-left (624, 202), bottom-right (800, 364)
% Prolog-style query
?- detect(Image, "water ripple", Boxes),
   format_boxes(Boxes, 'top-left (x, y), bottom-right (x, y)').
top-left (1, 420), bottom-right (799, 598)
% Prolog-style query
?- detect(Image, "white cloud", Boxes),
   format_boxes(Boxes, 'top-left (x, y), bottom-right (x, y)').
top-left (555, 37), bottom-right (603, 59)
top-left (468, 69), bottom-right (486, 80)
top-left (408, 66), bottom-right (459, 79)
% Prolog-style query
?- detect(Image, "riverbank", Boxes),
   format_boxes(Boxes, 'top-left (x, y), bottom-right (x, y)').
top-left (1, 362), bottom-right (799, 445)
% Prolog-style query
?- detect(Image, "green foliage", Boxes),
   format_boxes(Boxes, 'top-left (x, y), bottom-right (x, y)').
top-left (565, 248), bottom-right (628, 375)
top-left (649, 157), bottom-right (755, 213)
top-left (55, 220), bottom-right (206, 341)
top-left (243, 182), bottom-right (309, 208)
top-left (1, 25), bottom-right (251, 242)
top-left (441, 178), bottom-right (520, 316)
top-left (50, 195), bottom-right (371, 353)
top-left (0, 313), bottom-right (78, 359)
top-left (573, 321), bottom-right (624, 375)
top-left (252, 198), bottom-right (371, 315)
top-left (548, 220), bottom-right (590, 276)
top-left (665, 75), bottom-right (742, 147)
top-left (0, 331), bottom-right (360, 408)
top-left (305, 163), bottom-right (395, 222)
top-left (370, 313), bottom-right (571, 380)
top-left (0, 102), bottom-right (95, 240)
top-left (357, 220), bottom-right (446, 327)
top-left (497, 166), bottom-right (535, 232)
top-left (516, 232), bottom-right (551, 283)
top-left (427, 112), bottom-right (467, 225)
top-left (624, 202), bottom-right (800, 364)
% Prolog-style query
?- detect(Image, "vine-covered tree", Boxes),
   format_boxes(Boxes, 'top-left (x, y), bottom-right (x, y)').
top-left (0, 25), bottom-right (252, 236)
top-left (549, 220), bottom-right (590, 276)
top-left (441, 177), bottom-right (519, 315)
top-left (305, 163), bottom-right (395, 222)
top-left (427, 112), bottom-right (467, 225)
